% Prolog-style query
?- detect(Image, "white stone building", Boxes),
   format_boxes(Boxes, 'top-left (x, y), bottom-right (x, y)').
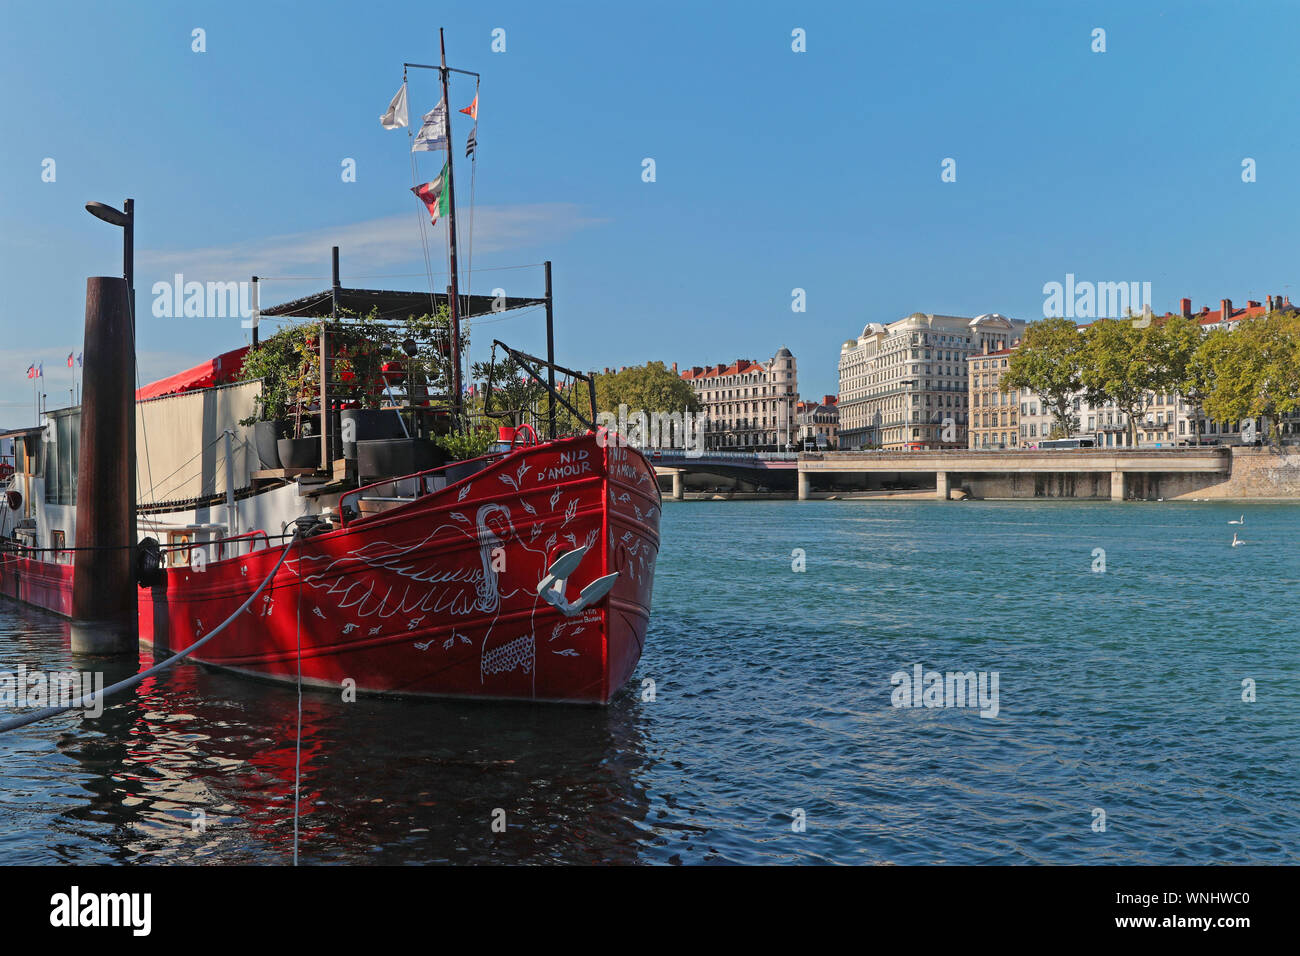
top-left (837, 312), bottom-right (1025, 450)
top-left (679, 347), bottom-right (799, 451)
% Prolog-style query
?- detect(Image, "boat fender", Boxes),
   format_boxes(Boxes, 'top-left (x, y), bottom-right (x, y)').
top-left (136, 537), bottom-right (166, 588)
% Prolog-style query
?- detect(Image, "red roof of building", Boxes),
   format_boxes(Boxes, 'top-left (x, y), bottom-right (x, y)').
top-left (680, 358), bottom-right (765, 381)
top-left (136, 346), bottom-right (250, 401)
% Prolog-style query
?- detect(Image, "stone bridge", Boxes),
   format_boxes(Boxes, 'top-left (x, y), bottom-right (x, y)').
top-left (798, 448), bottom-right (1232, 501)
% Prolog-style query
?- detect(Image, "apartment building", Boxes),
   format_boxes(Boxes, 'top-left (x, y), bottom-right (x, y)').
top-left (837, 312), bottom-right (1025, 449)
top-left (679, 347), bottom-right (799, 450)
top-left (796, 395), bottom-right (838, 449)
top-left (1006, 294), bottom-right (1299, 447)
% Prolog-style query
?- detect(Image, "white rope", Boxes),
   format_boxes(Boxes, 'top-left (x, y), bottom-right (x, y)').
top-left (0, 530), bottom-right (302, 734)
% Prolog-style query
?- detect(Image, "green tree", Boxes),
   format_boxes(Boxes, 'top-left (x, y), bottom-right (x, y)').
top-left (1000, 317), bottom-right (1086, 436)
top-left (1199, 311), bottom-right (1300, 445)
top-left (1150, 314), bottom-right (1209, 445)
top-left (1080, 318), bottom-right (1162, 447)
top-left (594, 361), bottom-right (701, 416)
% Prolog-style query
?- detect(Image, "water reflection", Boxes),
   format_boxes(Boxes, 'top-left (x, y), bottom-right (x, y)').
top-left (6, 614), bottom-right (653, 864)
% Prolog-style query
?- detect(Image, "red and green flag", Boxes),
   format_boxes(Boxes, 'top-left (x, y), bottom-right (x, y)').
top-left (410, 162), bottom-right (449, 224)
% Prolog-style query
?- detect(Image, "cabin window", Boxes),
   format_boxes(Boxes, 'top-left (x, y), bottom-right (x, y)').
top-left (42, 412), bottom-right (80, 506)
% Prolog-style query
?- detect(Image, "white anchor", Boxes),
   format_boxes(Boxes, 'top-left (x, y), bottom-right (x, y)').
top-left (536, 545), bottom-right (619, 617)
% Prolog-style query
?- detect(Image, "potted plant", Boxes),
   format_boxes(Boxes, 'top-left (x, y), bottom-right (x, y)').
top-left (333, 311), bottom-right (409, 458)
top-left (239, 323), bottom-right (306, 469)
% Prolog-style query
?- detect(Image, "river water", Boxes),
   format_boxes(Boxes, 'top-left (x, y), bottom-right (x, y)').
top-left (2, 500), bottom-right (1297, 864)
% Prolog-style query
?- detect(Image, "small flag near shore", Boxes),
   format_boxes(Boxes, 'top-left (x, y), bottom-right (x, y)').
top-left (380, 82), bottom-right (409, 129)
top-left (412, 99), bottom-right (448, 151)
top-left (465, 127), bottom-right (477, 158)
top-left (411, 162), bottom-right (449, 224)
top-left (77, 353), bottom-right (83, 368)
top-left (66, 353), bottom-right (74, 368)
top-left (26, 363), bottom-right (36, 379)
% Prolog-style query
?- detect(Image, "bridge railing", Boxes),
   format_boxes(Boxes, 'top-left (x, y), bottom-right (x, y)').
top-left (650, 450), bottom-right (800, 462)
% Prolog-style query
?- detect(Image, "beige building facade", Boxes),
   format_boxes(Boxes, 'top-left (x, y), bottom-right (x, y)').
top-left (680, 347), bottom-right (799, 450)
top-left (838, 312), bottom-right (1025, 450)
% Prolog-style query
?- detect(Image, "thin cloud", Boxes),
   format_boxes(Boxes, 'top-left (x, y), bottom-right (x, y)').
top-left (138, 204), bottom-right (608, 281)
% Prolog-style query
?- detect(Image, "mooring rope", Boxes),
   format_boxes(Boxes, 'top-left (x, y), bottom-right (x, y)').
top-left (0, 530), bottom-right (302, 734)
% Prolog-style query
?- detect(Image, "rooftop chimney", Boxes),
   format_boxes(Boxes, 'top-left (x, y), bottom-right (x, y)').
top-left (1221, 298), bottom-right (1232, 319)
top-left (671, 361), bottom-right (678, 373)
top-left (1267, 295), bottom-right (1274, 312)
top-left (1180, 297), bottom-right (1192, 318)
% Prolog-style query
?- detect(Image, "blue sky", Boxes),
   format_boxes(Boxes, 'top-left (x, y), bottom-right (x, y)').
top-left (2, 0), bottom-right (1299, 421)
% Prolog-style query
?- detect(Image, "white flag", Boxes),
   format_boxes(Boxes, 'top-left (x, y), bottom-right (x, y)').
top-left (412, 99), bottom-right (448, 152)
top-left (380, 82), bottom-right (408, 129)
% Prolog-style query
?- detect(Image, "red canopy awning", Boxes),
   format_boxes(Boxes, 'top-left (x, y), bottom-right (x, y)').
top-left (135, 346), bottom-right (250, 401)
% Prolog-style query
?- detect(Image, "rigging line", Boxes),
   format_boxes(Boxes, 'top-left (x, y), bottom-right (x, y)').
top-left (126, 285), bottom-right (158, 514)
top-left (145, 436), bottom-right (246, 506)
top-left (408, 108), bottom-right (442, 322)
top-left (468, 304), bottom-right (547, 326)
top-left (252, 275), bottom-right (330, 281)
top-left (350, 263), bottom-right (543, 279)
top-left (0, 530), bottom-right (303, 734)
top-left (464, 75), bottom-right (479, 358)
top-left (136, 430), bottom-right (230, 503)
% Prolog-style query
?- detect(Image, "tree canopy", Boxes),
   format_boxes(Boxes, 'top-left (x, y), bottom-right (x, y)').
top-left (594, 362), bottom-right (701, 415)
top-left (1000, 317), bottom-right (1087, 436)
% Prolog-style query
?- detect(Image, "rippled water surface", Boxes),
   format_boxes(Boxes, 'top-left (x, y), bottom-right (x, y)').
top-left (2, 500), bottom-right (1298, 864)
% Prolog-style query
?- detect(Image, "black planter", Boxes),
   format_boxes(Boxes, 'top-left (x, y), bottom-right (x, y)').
top-left (340, 408), bottom-right (406, 459)
top-left (253, 420), bottom-right (287, 470)
top-left (277, 436), bottom-right (320, 470)
top-left (357, 438), bottom-right (444, 482)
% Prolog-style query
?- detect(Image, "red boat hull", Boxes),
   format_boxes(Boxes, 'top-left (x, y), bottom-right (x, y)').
top-left (0, 435), bottom-right (660, 704)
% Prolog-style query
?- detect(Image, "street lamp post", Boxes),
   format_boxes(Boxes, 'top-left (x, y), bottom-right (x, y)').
top-left (85, 199), bottom-right (137, 552)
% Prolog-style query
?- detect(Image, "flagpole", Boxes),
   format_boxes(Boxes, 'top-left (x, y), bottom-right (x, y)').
top-left (438, 27), bottom-right (465, 429)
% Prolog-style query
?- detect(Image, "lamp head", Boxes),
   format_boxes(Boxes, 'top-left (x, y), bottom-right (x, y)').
top-left (85, 201), bottom-right (129, 227)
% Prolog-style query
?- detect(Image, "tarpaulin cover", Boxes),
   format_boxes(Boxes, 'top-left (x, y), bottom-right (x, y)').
top-left (136, 346), bottom-right (250, 401)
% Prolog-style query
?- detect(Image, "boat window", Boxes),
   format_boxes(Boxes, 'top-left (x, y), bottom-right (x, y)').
top-left (43, 412), bottom-right (80, 506)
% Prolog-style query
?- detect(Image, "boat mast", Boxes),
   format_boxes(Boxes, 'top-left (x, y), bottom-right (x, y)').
top-left (438, 28), bottom-right (464, 427)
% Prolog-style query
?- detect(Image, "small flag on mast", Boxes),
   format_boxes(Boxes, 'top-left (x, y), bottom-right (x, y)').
top-left (411, 162), bottom-right (450, 224)
top-left (77, 353), bottom-right (83, 368)
top-left (380, 82), bottom-right (409, 129)
top-left (67, 352), bottom-right (74, 368)
top-left (412, 99), bottom-right (448, 151)
top-left (26, 363), bottom-right (36, 380)
top-left (462, 92), bottom-right (478, 157)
